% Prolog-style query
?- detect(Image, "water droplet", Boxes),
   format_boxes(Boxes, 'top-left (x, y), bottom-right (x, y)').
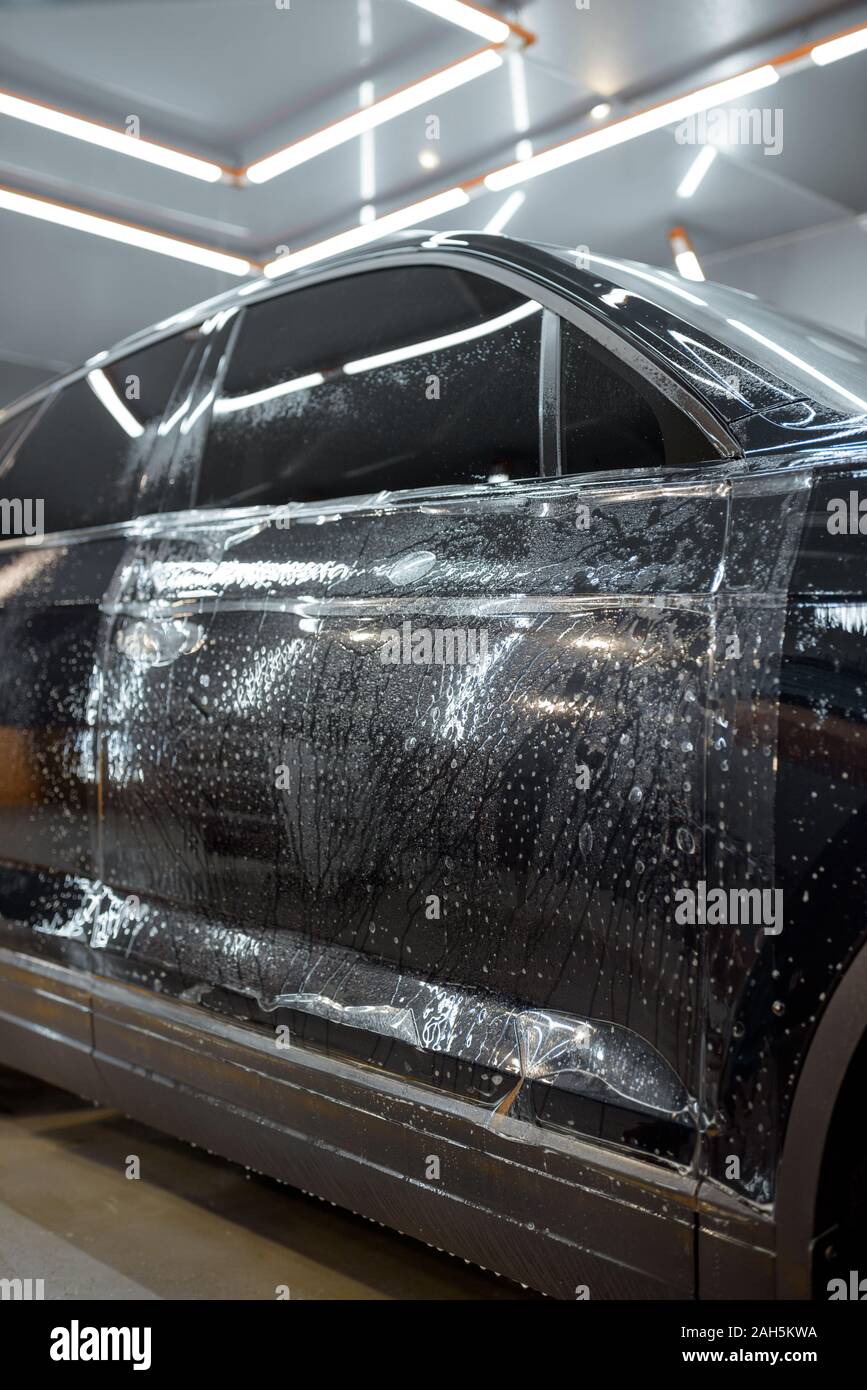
top-left (387, 551), bottom-right (436, 585)
top-left (628, 785), bottom-right (643, 805)
top-left (578, 822), bottom-right (593, 858)
top-left (676, 826), bottom-right (696, 854)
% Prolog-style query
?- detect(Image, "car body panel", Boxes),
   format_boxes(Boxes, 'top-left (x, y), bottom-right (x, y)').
top-left (1, 234), bottom-right (866, 1296)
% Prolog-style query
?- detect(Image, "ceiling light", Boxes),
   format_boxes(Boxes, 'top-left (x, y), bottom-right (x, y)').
top-left (86, 370), bottom-right (144, 438)
top-left (508, 52), bottom-right (530, 135)
top-left (676, 144), bottom-right (717, 198)
top-left (590, 102), bottom-right (611, 120)
top-left (343, 299), bottom-right (541, 374)
top-left (263, 186), bottom-right (470, 277)
top-left (811, 26), bottom-right (867, 65)
top-left (727, 320), bottom-right (867, 412)
top-left (404, 0), bottom-right (511, 45)
top-left (359, 79), bottom-right (376, 205)
top-left (0, 185), bottom-right (251, 275)
top-left (0, 89), bottom-right (223, 182)
top-left (484, 190), bottom-right (525, 234)
top-left (674, 249), bottom-right (705, 281)
top-left (246, 49), bottom-right (501, 183)
top-left (418, 149), bottom-right (441, 169)
top-left (668, 227), bottom-right (705, 281)
top-left (484, 64), bottom-right (778, 190)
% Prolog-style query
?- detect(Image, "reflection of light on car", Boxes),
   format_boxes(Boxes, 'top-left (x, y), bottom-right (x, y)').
top-left (342, 299), bottom-right (542, 376)
top-left (727, 319), bottom-right (867, 413)
top-left (214, 373), bottom-right (325, 416)
top-left (86, 369), bottom-right (144, 439)
top-left (533, 697), bottom-right (580, 716)
top-left (157, 392), bottom-right (192, 436)
top-left (600, 287), bottom-right (630, 309)
top-left (588, 253), bottom-right (707, 308)
top-left (180, 389), bottom-right (215, 434)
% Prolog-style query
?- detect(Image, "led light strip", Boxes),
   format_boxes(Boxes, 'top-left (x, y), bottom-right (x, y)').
top-left (263, 187), bottom-right (471, 277)
top-left (667, 227), bottom-right (705, 283)
top-left (0, 186), bottom-right (251, 276)
top-left (0, 18), bottom-right (863, 281)
top-left (404, 0), bottom-right (512, 44)
top-left (0, 2), bottom-right (533, 190)
top-left (0, 88), bottom-right (224, 183)
top-left (246, 49), bottom-right (503, 184)
top-left (484, 65), bottom-right (780, 190)
top-left (259, 65), bottom-right (780, 278)
top-left (676, 145), bottom-right (717, 199)
top-left (260, 18), bottom-right (867, 279)
top-left (811, 23), bottom-right (867, 65)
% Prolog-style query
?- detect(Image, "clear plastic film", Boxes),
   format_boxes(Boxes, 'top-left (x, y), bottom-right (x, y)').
top-left (0, 458), bottom-right (817, 1175)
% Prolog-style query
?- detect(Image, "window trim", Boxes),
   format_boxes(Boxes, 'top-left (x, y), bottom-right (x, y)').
top-left (538, 310), bottom-right (562, 479)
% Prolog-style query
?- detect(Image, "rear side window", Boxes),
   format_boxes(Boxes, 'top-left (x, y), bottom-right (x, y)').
top-left (196, 266), bottom-right (543, 508)
top-left (560, 319), bottom-right (712, 472)
top-left (0, 404), bottom-right (39, 468)
top-left (0, 334), bottom-right (193, 535)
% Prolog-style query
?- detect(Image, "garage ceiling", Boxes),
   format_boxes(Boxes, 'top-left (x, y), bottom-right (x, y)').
top-left (1, 0), bottom-right (866, 402)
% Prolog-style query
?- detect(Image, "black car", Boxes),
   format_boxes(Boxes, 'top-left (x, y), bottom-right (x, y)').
top-left (0, 231), bottom-right (866, 1300)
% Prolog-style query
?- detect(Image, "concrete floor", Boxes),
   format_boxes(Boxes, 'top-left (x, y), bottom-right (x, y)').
top-left (0, 1067), bottom-right (540, 1300)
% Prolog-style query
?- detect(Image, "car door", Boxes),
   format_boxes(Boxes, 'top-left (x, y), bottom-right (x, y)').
top-left (96, 257), bottom-right (742, 1167)
top-left (0, 330), bottom-right (197, 1005)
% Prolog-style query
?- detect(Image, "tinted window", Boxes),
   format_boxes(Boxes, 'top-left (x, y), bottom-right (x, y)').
top-left (0, 334), bottom-right (193, 534)
top-left (0, 404), bottom-right (38, 470)
top-left (197, 266), bottom-right (543, 507)
top-left (560, 319), bottom-right (711, 472)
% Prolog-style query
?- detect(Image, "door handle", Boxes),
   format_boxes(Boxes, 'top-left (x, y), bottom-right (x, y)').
top-left (115, 616), bottom-right (205, 668)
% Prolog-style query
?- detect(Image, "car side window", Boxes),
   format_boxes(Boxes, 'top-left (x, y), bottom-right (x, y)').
top-left (560, 318), bottom-right (714, 471)
top-left (0, 334), bottom-right (193, 535)
top-left (0, 404), bottom-right (39, 470)
top-left (195, 266), bottom-right (544, 508)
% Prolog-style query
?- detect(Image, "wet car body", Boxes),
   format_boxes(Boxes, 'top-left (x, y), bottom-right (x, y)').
top-left (0, 232), bottom-right (865, 1298)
